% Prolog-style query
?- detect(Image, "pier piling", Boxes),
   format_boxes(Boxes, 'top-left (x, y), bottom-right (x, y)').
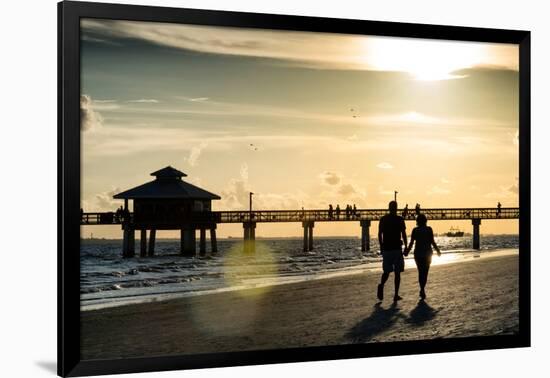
top-left (243, 222), bottom-right (256, 254)
top-left (472, 218), bottom-right (481, 250)
top-left (122, 229), bottom-right (128, 257)
top-left (122, 226), bottom-right (135, 258)
top-left (210, 226), bottom-right (218, 253)
top-left (360, 220), bottom-right (371, 252)
top-left (180, 229), bottom-right (185, 255)
top-left (183, 229), bottom-right (196, 256)
top-left (199, 229), bottom-right (207, 256)
top-left (302, 221), bottom-right (314, 252)
top-left (308, 222), bottom-right (314, 251)
top-left (140, 229), bottom-right (147, 257)
top-left (148, 229), bottom-right (156, 256)
top-left (303, 223), bottom-right (308, 252)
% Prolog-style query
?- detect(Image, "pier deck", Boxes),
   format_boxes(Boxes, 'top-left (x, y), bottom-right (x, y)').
top-left (81, 207), bottom-right (519, 225)
top-left (80, 207), bottom-right (519, 256)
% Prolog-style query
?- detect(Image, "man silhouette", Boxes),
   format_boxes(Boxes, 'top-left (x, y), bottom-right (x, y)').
top-left (377, 201), bottom-right (407, 302)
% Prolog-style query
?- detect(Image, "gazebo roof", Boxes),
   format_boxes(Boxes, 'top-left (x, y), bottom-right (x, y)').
top-left (113, 166), bottom-right (221, 200)
top-left (150, 166), bottom-right (187, 178)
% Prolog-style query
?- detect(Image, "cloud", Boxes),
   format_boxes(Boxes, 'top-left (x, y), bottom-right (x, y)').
top-left (91, 100), bottom-right (120, 111)
top-left (217, 166), bottom-right (368, 211)
top-left (81, 19), bottom-right (518, 73)
top-left (80, 94), bottom-right (103, 131)
top-left (508, 177), bottom-right (519, 194)
top-left (319, 171), bottom-right (367, 206)
top-left (220, 179), bottom-right (249, 210)
top-left (376, 162), bottom-right (394, 170)
top-left (126, 99), bottom-right (159, 103)
top-left (81, 34), bottom-right (122, 46)
top-left (93, 99), bottom-right (117, 103)
top-left (484, 178), bottom-right (519, 201)
top-left (253, 192), bottom-right (304, 210)
top-left (239, 163), bottom-right (249, 181)
top-left (378, 186), bottom-right (394, 196)
top-left (185, 142), bottom-right (208, 167)
top-left (219, 167), bottom-right (302, 211)
top-left (82, 187), bottom-right (121, 211)
top-left (218, 163), bottom-right (252, 210)
top-left (189, 97), bottom-right (209, 102)
top-left (338, 183), bottom-right (357, 196)
top-left (319, 171), bottom-right (341, 186)
top-left (441, 177), bottom-right (451, 184)
top-left (427, 186), bottom-right (451, 195)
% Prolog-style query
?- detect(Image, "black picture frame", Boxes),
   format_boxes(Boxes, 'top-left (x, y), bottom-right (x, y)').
top-left (58, 1), bottom-right (531, 376)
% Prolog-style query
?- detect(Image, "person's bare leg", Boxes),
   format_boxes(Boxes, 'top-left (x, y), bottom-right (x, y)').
top-left (378, 272), bottom-right (389, 300)
top-left (419, 264), bottom-right (429, 299)
top-left (394, 272), bottom-right (402, 301)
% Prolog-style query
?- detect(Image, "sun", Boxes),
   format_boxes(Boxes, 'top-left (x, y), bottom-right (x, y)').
top-left (362, 37), bottom-right (489, 81)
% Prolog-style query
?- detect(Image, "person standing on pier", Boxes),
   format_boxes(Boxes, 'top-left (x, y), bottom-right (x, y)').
top-left (402, 204), bottom-right (409, 219)
top-left (404, 214), bottom-right (441, 300)
top-left (336, 204), bottom-right (341, 220)
top-left (377, 201), bottom-right (407, 302)
top-left (328, 204), bottom-right (333, 219)
top-left (497, 202), bottom-right (502, 217)
top-left (115, 206), bottom-right (123, 223)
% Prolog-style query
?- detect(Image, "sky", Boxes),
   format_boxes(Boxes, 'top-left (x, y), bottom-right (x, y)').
top-left (80, 19), bottom-right (519, 238)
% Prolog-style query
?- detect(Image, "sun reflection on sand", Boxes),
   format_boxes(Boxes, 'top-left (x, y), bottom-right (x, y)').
top-left (222, 241), bottom-right (279, 298)
top-left (188, 242), bottom-right (280, 335)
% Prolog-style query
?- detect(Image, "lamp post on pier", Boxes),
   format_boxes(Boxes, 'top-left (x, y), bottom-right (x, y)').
top-left (249, 192), bottom-right (254, 220)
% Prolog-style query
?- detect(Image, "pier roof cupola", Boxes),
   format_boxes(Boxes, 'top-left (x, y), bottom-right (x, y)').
top-left (150, 166), bottom-right (187, 179)
top-left (113, 166), bottom-right (221, 200)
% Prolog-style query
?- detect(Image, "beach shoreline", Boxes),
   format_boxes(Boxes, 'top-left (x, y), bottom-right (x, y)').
top-left (81, 248), bottom-right (518, 311)
top-left (81, 252), bottom-right (519, 360)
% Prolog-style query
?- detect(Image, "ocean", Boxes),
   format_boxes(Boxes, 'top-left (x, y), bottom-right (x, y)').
top-left (80, 235), bottom-right (519, 310)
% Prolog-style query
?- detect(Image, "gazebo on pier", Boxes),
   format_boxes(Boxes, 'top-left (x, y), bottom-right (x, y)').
top-left (113, 166), bottom-right (221, 258)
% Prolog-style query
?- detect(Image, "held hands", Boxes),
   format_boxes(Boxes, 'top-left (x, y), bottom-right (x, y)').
top-left (403, 247), bottom-right (410, 257)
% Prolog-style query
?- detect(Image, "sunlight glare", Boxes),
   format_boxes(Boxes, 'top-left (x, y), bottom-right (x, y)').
top-left (363, 37), bottom-right (490, 81)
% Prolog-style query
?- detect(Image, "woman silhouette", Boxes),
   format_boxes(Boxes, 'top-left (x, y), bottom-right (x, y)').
top-left (405, 214), bottom-right (441, 300)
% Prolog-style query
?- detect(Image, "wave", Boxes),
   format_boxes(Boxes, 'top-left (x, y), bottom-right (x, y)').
top-left (80, 235), bottom-right (519, 310)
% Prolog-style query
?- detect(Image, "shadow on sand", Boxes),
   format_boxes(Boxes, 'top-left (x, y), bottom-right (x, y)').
top-left (346, 300), bottom-right (441, 343)
top-left (406, 300), bottom-right (439, 326)
top-left (346, 302), bottom-right (404, 343)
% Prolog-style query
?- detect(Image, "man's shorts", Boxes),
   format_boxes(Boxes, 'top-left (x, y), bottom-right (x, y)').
top-left (382, 249), bottom-right (405, 273)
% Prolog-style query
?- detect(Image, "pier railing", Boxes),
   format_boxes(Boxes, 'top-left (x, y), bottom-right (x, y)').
top-left (80, 207), bottom-right (519, 225)
top-left (80, 212), bottom-right (132, 225)
top-left (213, 207), bottom-right (519, 223)
top-left (81, 207), bottom-right (519, 255)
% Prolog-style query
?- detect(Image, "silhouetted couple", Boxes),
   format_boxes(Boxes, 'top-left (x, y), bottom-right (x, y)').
top-left (377, 201), bottom-right (440, 302)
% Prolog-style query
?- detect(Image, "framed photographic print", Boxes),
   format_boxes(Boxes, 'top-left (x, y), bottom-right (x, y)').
top-left (58, 1), bottom-right (530, 376)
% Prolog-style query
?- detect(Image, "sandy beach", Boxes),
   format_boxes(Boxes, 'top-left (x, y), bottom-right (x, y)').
top-left (81, 253), bottom-right (519, 360)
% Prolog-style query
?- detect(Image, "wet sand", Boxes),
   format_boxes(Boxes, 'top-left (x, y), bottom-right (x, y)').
top-left (81, 253), bottom-right (519, 360)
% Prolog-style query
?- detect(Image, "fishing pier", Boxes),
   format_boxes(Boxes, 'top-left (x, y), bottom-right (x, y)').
top-left (81, 166), bottom-right (520, 257)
